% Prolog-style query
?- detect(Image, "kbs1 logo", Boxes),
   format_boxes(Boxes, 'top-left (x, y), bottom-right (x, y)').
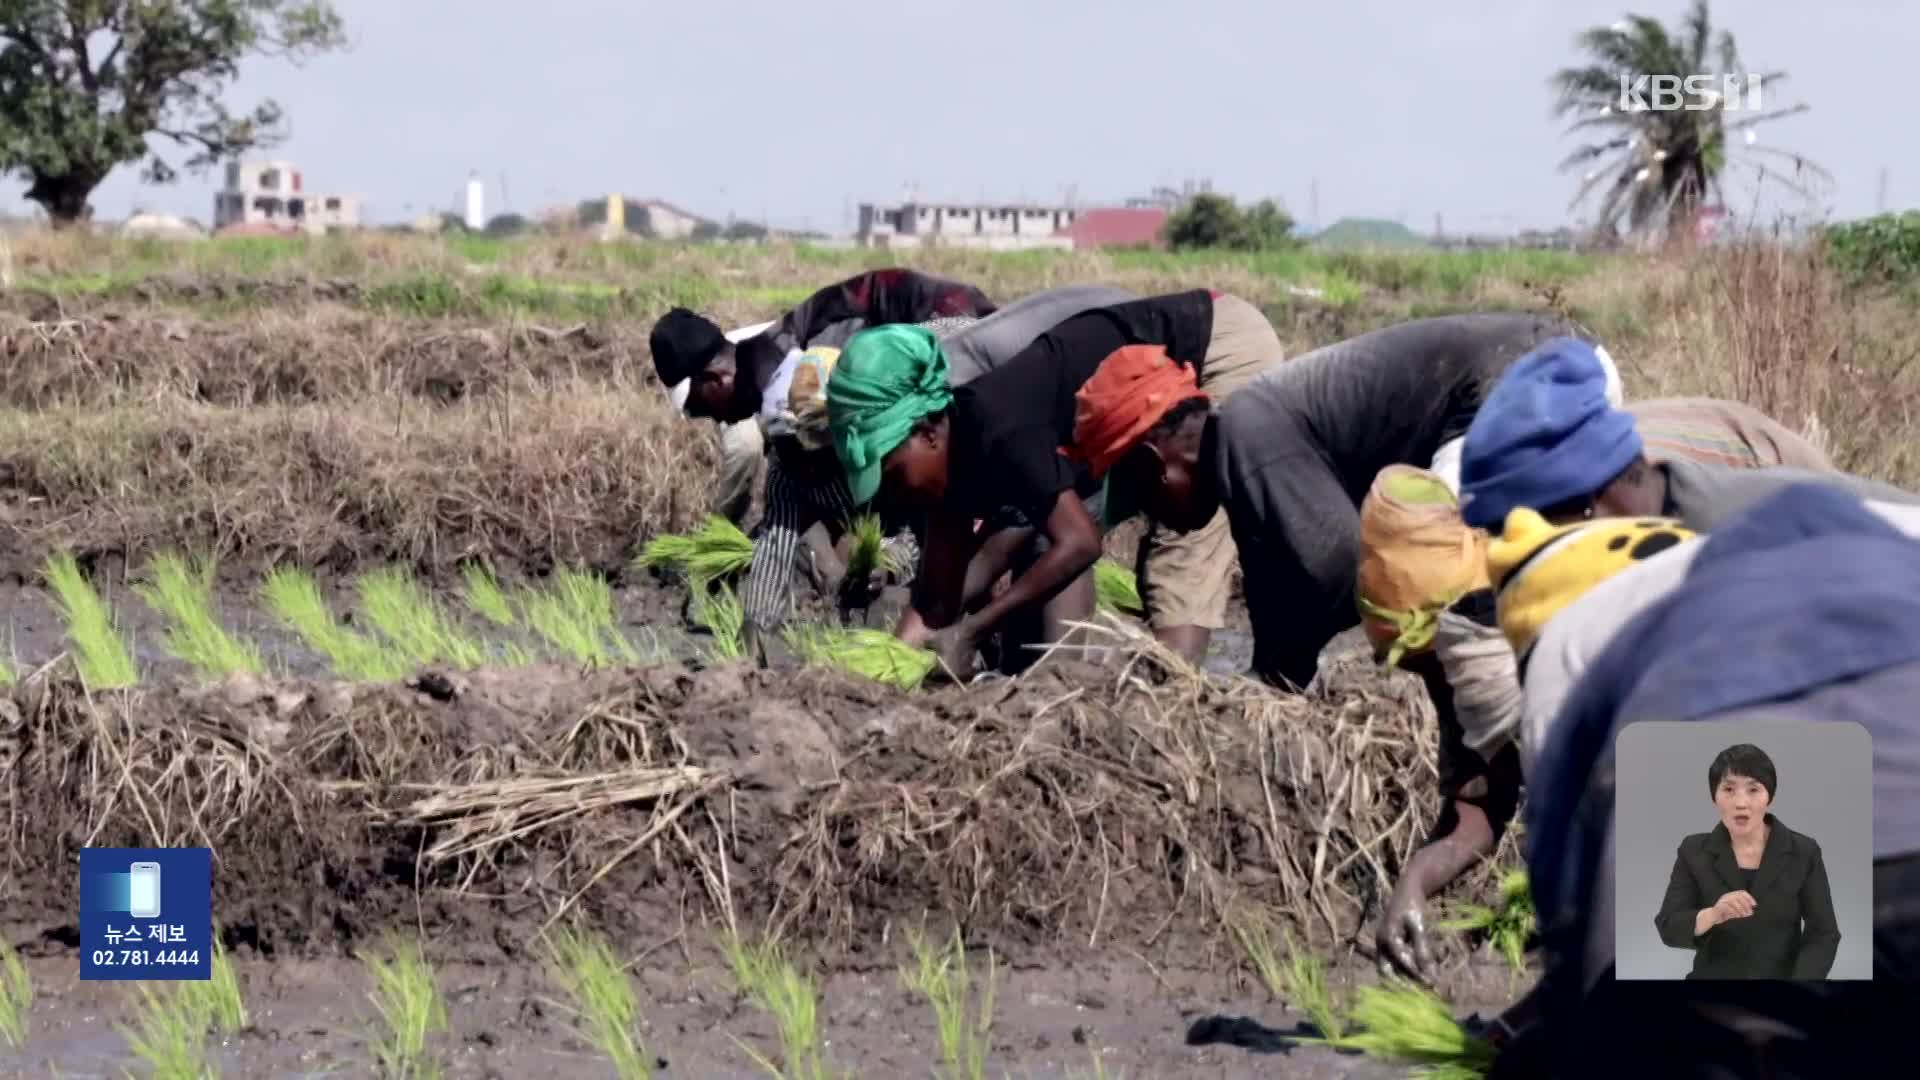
top-left (1617, 73), bottom-right (1764, 113)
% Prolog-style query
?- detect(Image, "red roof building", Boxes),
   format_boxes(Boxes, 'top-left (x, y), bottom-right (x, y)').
top-left (1057, 208), bottom-right (1168, 251)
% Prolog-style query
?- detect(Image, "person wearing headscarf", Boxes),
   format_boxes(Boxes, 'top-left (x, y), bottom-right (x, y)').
top-left (1492, 484), bottom-right (1920, 1078)
top-left (1109, 313), bottom-right (1595, 692)
top-left (734, 285), bottom-right (1138, 658)
top-left (648, 268), bottom-right (996, 526)
top-left (829, 290), bottom-right (1292, 676)
top-left (1457, 338), bottom-right (1912, 533)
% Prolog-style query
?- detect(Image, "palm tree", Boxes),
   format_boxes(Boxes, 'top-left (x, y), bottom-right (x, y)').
top-left (1550, 0), bottom-right (1830, 241)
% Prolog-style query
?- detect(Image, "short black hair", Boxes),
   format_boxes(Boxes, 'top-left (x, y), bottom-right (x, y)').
top-left (1145, 395), bottom-right (1211, 441)
top-left (1708, 743), bottom-right (1777, 800)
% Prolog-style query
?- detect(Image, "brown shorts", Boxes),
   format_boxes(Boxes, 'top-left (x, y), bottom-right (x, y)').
top-left (1137, 293), bottom-right (1286, 631)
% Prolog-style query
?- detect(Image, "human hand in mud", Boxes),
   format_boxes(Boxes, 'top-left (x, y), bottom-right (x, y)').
top-left (1377, 876), bottom-right (1435, 983)
top-left (926, 622), bottom-right (983, 683)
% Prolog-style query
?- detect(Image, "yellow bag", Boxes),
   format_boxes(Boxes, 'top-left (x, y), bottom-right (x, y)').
top-left (1355, 465), bottom-right (1490, 666)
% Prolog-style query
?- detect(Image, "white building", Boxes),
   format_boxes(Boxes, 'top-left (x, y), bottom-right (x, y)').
top-left (856, 201), bottom-right (1077, 251)
top-left (212, 159), bottom-right (361, 234)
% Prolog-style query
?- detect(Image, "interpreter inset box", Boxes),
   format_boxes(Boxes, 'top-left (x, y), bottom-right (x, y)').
top-left (78, 847), bottom-right (213, 981)
top-left (1612, 721), bottom-right (1872, 981)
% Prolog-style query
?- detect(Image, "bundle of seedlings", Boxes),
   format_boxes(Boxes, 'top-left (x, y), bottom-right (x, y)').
top-left (1093, 558), bottom-right (1143, 616)
top-left (1324, 981), bottom-right (1499, 1079)
top-left (782, 624), bottom-right (938, 691)
top-left (1436, 869), bottom-right (1535, 976)
top-left (639, 514), bottom-right (754, 587)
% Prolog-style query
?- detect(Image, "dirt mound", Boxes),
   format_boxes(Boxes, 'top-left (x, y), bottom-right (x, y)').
top-left (0, 310), bottom-right (646, 409)
top-left (0, 389), bottom-right (713, 582)
top-left (1, 634), bottom-right (1473, 973)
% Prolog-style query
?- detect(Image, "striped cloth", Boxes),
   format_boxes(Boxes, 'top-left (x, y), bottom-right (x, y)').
top-left (1626, 396), bottom-right (1833, 472)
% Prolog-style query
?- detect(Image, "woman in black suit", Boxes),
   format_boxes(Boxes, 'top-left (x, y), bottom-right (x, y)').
top-left (1654, 743), bottom-right (1841, 979)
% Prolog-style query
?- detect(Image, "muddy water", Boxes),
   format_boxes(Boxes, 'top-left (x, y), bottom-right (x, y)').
top-left (7, 953), bottom-right (1519, 1079)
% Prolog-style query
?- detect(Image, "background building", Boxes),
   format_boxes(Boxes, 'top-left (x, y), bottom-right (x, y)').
top-left (212, 160), bottom-right (361, 234)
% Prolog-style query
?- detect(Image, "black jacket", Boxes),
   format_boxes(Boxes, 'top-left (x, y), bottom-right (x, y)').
top-left (1654, 814), bottom-right (1841, 979)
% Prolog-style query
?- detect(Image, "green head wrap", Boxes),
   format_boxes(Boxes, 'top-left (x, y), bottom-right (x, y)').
top-left (827, 325), bottom-right (953, 505)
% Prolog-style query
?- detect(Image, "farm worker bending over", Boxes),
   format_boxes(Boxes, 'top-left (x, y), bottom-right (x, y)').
top-left (1455, 337), bottom-right (1909, 533)
top-left (1364, 367), bottom-right (1867, 983)
top-left (648, 267), bottom-right (997, 525)
top-left (732, 285), bottom-right (1138, 659)
top-left (827, 290), bottom-right (1291, 677)
top-left (1490, 484), bottom-right (1920, 1077)
top-left (1106, 312), bottom-right (1597, 692)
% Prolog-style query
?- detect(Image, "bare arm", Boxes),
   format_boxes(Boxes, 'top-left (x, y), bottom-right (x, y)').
top-left (954, 491), bottom-right (1102, 644)
top-left (896, 509), bottom-right (979, 642)
top-left (1398, 659), bottom-right (1523, 899)
top-left (772, 269), bottom-right (997, 351)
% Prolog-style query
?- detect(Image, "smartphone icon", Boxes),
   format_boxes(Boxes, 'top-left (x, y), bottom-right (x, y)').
top-left (128, 862), bottom-right (162, 920)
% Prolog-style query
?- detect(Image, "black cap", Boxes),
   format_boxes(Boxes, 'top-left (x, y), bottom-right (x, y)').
top-left (648, 307), bottom-right (725, 387)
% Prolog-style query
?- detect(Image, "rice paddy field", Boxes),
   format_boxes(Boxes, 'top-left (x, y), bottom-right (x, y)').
top-left (2, 228), bottom-right (1917, 1077)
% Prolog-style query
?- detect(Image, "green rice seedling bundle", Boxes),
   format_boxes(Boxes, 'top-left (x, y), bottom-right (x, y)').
top-left (1228, 911), bottom-right (1345, 1041)
top-left (1327, 982), bottom-right (1497, 1079)
top-left (260, 566), bottom-right (411, 682)
top-left (783, 625), bottom-right (937, 691)
top-left (135, 551), bottom-right (265, 681)
top-left (118, 982), bottom-right (216, 1080)
top-left (519, 568), bottom-right (641, 667)
top-left (0, 935), bottom-right (30, 1048)
top-left (900, 926), bottom-right (998, 1080)
top-left (694, 585), bottom-right (747, 661)
top-left (544, 927), bottom-right (653, 1080)
top-left (639, 514), bottom-right (753, 587)
top-left (843, 513), bottom-right (906, 583)
top-left (458, 562), bottom-right (517, 627)
top-left (1436, 869), bottom-right (1534, 976)
top-left (362, 933), bottom-right (448, 1080)
top-left (1093, 559), bottom-right (1143, 615)
top-left (357, 566), bottom-right (489, 670)
top-left (721, 933), bottom-right (837, 1080)
top-left (42, 551), bottom-right (139, 689)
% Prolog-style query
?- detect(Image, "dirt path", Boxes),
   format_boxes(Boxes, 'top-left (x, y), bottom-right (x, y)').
top-left (7, 952), bottom-right (1520, 1079)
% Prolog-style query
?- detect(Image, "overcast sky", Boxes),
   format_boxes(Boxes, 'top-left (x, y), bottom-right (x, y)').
top-left (1, 0), bottom-right (1909, 234)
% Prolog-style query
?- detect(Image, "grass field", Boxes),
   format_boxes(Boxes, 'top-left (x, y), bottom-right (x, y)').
top-left (2, 227), bottom-right (1914, 1076)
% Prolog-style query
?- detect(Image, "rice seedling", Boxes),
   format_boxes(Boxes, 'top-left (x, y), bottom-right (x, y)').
top-left (1227, 912), bottom-right (1345, 1041)
top-left (694, 585), bottom-right (747, 663)
top-left (639, 515), bottom-right (754, 587)
top-left (1093, 559), bottom-right (1143, 616)
top-left (782, 624), bottom-right (938, 690)
top-left (458, 562), bottom-right (516, 627)
top-left (0, 935), bottom-right (31, 1049)
top-left (720, 932), bottom-right (841, 1080)
top-left (179, 932), bottom-right (247, 1036)
top-left (361, 933), bottom-right (447, 1080)
top-left (543, 927), bottom-right (653, 1080)
top-left (118, 983), bottom-right (217, 1079)
top-left (519, 568), bottom-right (640, 667)
top-left (134, 551), bottom-right (265, 680)
top-left (841, 513), bottom-right (900, 584)
top-left (356, 566), bottom-right (488, 670)
top-left (42, 551), bottom-right (139, 689)
top-left (1436, 870), bottom-right (1534, 978)
top-left (260, 566), bottom-right (411, 681)
top-left (0, 655), bottom-right (14, 688)
top-left (899, 926), bottom-right (998, 1080)
top-left (1324, 981), bottom-right (1498, 1080)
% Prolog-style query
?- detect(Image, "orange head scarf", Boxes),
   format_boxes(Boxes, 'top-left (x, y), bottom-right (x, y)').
top-left (1062, 345), bottom-right (1209, 478)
